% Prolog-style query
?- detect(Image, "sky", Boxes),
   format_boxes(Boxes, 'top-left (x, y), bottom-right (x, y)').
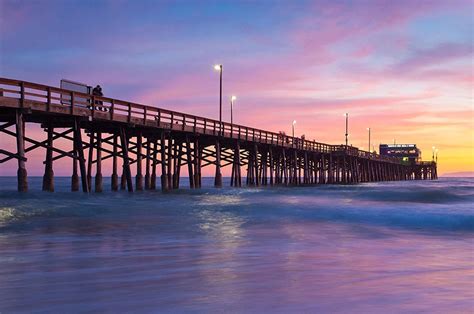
top-left (0, 0), bottom-right (473, 176)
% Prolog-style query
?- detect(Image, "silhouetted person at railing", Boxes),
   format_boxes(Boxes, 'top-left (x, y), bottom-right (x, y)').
top-left (92, 85), bottom-right (105, 111)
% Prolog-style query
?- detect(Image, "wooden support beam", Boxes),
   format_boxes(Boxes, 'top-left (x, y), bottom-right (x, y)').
top-left (167, 135), bottom-right (173, 189)
top-left (87, 132), bottom-right (94, 189)
top-left (111, 134), bottom-right (119, 191)
top-left (254, 144), bottom-right (259, 186)
top-left (0, 128), bottom-right (71, 164)
top-left (193, 138), bottom-right (200, 188)
top-left (282, 149), bottom-right (288, 185)
top-left (135, 133), bottom-right (143, 191)
top-left (73, 119), bottom-right (88, 193)
top-left (42, 124), bottom-right (54, 192)
top-left (71, 131), bottom-right (79, 192)
top-left (214, 139), bottom-right (222, 187)
top-left (293, 150), bottom-right (298, 186)
top-left (186, 136), bottom-right (194, 188)
top-left (174, 141), bottom-right (183, 189)
top-left (145, 136), bottom-right (151, 190)
top-left (16, 110), bottom-right (28, 192)
top-left (95, 132), bottom-right (103, 192)
top-left (0, 149), bottom-right (26, 162)
top-left (120, 127), bottom-right (133, 192)
top-left (236, 141), bottom-right (242, 187)
top-left (269, 147), bottom-right (274, 186)
top-left (160, 132), bottom-right (168, 191)
top-left (151, 138), bottom-right (158, 190)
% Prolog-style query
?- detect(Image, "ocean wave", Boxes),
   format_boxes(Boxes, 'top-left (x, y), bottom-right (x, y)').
top-left (354, 189), bottom-right (473, 204)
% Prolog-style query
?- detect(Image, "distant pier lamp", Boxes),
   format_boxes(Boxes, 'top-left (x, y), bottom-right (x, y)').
top-left (230, 95), bottom-right (236, 125)
top-left (344, 113), bottom-right (349, 147)
top-left (292, 120), bottom-right (296, 147)
top-left (435, 149), bottom-right (439, 163)
top-left (214, 64), bottom-right (223, 135)
top-left (432, 146), bottom-right (436, 161)
top-left (367, 127), bottom-right (371, 152)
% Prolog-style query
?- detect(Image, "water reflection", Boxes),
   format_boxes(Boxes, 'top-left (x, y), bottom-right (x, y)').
top-left (0, 178), bottom-right (473, 312)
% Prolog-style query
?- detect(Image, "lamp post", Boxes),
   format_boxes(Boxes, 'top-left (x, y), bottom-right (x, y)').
top-left (344, 113), bottom-right (348, 147)
top-left (230, 95), bottom-right (236, 125)
top-left (292, 120), bottom-right (296, 147)
top-left (367, 127), bottom-right (371, 152)
top-left (435, 149), bottom-right (438, 163)
top-left (432, 146), bottom-right (436, 162)
top-left (214, 64), bottom-right (223, 135)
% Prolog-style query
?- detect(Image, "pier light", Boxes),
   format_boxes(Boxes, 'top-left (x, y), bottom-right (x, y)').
top-left (432, 146), bottom-right (436, 161)
top-left (367, 127), bottom-right (371, 153)
top-left (344, 113), bottom-right (349, 147)
top-left (213, 64), bottom-right (223, 135)
top-left (292, 120), bottom-right (296, 147)
top-left (230, 95), bottom-right (237, 125)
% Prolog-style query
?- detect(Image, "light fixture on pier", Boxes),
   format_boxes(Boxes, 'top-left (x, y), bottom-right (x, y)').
top-left (230, 95), bottom-right (237, 125)
top-left (214, 64), bottom-right (223, 136)
top-left (367, 127), bottom-right (371, 153)
top-left (344, 113), bottom-right (349, 147)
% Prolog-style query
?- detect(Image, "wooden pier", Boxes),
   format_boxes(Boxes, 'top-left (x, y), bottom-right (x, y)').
top-left (0, 77), bottom-right (437, 192)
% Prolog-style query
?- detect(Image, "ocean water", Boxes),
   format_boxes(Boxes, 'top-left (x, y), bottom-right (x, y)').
top-left (0, 177), bottom-right (473, 313)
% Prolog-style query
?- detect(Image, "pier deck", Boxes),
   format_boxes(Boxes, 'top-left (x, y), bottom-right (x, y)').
top-left (0, 77), bottom-right (437, 192)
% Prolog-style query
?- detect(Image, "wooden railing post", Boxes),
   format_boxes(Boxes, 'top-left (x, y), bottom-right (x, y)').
top-left (20, 82), bottom-right (25, 108)
top-left (127, 103), bottom-right (131, 123)
top-left (47, 87), bottom-right (51, 112)
top-left (70, 91), bottom-right (75, 115)
top-left (110, 100), bottom-right (114, 120)
top-left (91, 96), bottom-right (96, 118)
top-left (143, 106), bottom-right (147, 124)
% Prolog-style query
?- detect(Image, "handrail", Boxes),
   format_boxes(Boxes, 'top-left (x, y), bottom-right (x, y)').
top-left (0, 77), bottom-right (404, 164)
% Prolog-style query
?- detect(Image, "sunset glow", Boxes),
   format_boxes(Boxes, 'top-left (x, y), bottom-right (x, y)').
top-left (0, 0), bottom-right (472, 176)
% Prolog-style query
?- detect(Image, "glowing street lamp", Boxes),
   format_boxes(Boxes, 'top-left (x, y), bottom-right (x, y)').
top-left (292, 120), bottom-right (297, 148)
top-left (344, 113), bottom-right (349, 147)
top-left (214, 64), bottom-right (223, 135)
top-left (432, 146), bottom-right (436, 161)
top-left (230, 95), bottom-right (236, 125)
top-left (367, 127), bottom-right (371, 152)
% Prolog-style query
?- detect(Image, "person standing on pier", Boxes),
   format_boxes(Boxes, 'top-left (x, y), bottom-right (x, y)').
top-left (92, 85), bottom-right (104, 111)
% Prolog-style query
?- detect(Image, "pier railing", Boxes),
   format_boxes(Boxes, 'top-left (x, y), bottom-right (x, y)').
top-left (1, 77), bottom-right (400, 163)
